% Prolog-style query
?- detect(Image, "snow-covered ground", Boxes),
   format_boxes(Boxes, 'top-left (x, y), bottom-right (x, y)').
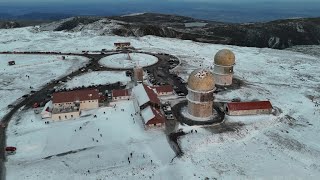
top-left (61, 71), bottom-right (131, 89)
top-left (6, 101), bottom-right (175, 180)
top-left (0, 54), bottom-right (88, 119)
top-left (2, 26), bottom-right (320, 179)
top-left (99, 53), bottom-right (158, 69)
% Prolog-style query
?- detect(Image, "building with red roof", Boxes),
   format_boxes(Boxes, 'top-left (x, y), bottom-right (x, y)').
top-left (226, 101), bottom-right (273, 116)
top-left (114, 42), bottom-right (131, 49)
top-left (112, 89), bottom-right (131, 101)
top-left (141, 106), bottom-right (166, 128)
top-left (152, 85), bottom-right (174, 96)
top-left (52, 89), bottom-right (100, 120)
top-left (132, 84), bottom-right (160, 109)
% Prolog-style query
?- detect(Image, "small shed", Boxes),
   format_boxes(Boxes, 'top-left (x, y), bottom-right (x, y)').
top-left (114, 42), bottom-right (131, 49)
top-left (8, 61), bottom-right (15, 66)
top-left (226, 101), bottom-right (273, 116)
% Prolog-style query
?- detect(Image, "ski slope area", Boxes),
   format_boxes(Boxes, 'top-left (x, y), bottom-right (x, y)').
top-left (6, 101), bottom-right (175, 180)
top-left (62, 71), bottom-right (131, 89)
top-left (1, 26), bottom-right (320, 179)
top-left (0, 54), bottom-right (88, 119)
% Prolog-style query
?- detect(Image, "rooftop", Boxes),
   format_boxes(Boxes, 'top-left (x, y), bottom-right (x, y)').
top-left (141, 106), bottom-right (166, 125)
top-left (52, 89), bottom-right (100, 104)
top-left (151, 85), bottom-right (174, 94)
top-left (112, 89), bottom-right (130, 98)
top-left (227, 101), bottom-right (273, 111)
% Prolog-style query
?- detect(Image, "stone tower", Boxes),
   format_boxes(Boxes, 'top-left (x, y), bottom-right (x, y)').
top-left (213, 49), bottom-right (235, 86)
top-left (187, 69), bottom-right (216, 119)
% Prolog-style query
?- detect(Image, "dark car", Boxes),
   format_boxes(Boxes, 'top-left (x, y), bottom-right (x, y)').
top-left (7, 104), bottom-right (14, 108)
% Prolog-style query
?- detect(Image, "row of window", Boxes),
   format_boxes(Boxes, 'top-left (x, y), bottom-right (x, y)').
top-left (58, 114), bottom-right (74, 120)
top-left (56, 100), bottom-right (98, 106)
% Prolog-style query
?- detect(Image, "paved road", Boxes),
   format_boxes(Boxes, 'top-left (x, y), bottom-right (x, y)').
top-left (0, 50), bottom-right (179, 180)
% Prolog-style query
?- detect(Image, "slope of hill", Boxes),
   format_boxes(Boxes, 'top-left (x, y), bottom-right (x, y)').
top-left (32, 13), bottom-right (320, 49)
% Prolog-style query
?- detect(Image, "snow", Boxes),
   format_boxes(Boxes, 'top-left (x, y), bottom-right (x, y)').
top-left (121, 13), bottom-right (145, 17)
top-left (99, 53), bottom-right (158, 69)
top-left (0, 54), bottom-right (88, 119)
top-left (1, 25), bottom-right (320, 179)
top-left (141, 106), bottom-right (155, 124)
top-left (62, 71), bottom-right (131, 89)
top-left (132, 84), bottom-right (149, 106)
top-left (6, 100), bottom-right (175, 180)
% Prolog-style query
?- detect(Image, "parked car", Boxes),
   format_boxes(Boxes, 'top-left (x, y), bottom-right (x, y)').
top-left (5, 146), bottom-right (17, 155)
top-left (7, 104), bottom-right (14, 108)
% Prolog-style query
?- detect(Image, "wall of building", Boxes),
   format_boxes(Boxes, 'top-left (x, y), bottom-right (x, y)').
top-left (145, 123), bottom-right (164, 129)
top-left (214, 74), bottom-right (233, 86)
top-left (158, 91), bottom-right (173, 96)
top-left (214, 65), bottom-right (233, 74)
top-left (113, 96), bottom-right (130, 101)
top-left (188, 101), bottom-right (213, 118)
top-left (187, 90), bottom-right (214, 102)
top-left (134, 68), bottom-right (144, 82)
top-left (53, 102), bottom-right (76, 109)
top-left (79, 100), bottom-right (99, 110)
top-left (228, 109), bottom-right (272, 116)
top-left (52, 111), bottom-right (80, 121)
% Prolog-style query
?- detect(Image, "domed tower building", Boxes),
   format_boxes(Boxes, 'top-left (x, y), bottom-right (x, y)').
top-left (213, 49), bottom-right (236, 86)
top-left (187, 69), bottom-right (216, 119)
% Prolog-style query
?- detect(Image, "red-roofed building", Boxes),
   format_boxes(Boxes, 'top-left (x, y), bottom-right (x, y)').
top-left (152, 85), bottom-right (174, 96)
top-left (112, 89), bottom-right (131, 101)
top-left (114, 42), bottom-right (131, 49)
top-left (52, 89), bottom-right (100, 120)
top-left (143, 85), bottom-right (160, 107)
top-left (226, 101), bottom-right (273, 116)
top-left (141, 106), bottom-right (166, 128)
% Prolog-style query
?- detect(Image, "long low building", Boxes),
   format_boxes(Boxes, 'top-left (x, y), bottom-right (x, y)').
top-left (225, 101), bottom-right (273, 116)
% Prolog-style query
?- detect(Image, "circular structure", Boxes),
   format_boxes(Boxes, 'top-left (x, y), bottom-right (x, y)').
top-left (188, 69), bottom-right (215, 92)
top-left (172, 100), bottom-right (225, 126)
top-left (99, 53), bottom-right (158, 69)
top-left (214, 49), bottom-right (235, 66)
top-left (213, 49), bottom-right (236, 86)
top-left (186, 69), bottom-right (216, 119)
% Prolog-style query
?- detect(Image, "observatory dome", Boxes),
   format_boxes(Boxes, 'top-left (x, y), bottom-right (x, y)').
top-left (214, 49), bottom-right (235, 66)
top-left (188, 69), bottom-right (215, 92)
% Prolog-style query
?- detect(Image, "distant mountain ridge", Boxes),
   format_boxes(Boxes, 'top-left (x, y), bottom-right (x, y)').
top-left (2, 13), bottom-right (320, 49)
